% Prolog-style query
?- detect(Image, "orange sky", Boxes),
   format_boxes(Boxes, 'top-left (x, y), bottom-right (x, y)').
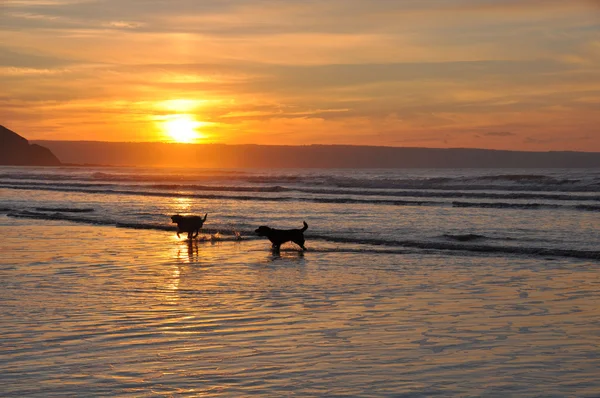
top-left (1, 0), bottom-right (600, 150)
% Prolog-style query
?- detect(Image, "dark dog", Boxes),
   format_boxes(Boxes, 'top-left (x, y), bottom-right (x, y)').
top-left (171, 213), bottom-right (207, 239)
top-left (255, 221), bottom-right (308, 251)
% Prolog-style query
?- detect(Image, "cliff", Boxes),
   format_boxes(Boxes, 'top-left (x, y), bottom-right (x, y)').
top-left (0, 125), bottom-right (61, 166)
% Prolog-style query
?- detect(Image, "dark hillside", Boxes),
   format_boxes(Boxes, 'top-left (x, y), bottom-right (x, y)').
top-left (1, 126), bottom-right (61, 166)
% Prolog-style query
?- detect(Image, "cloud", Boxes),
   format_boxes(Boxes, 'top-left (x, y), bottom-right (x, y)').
top-left (523, 136), bottom-right (555, 144)
top-left (483, 132), bottom-right (516, 137)
top-left (104, 21), bottom-right (144, 29)
top-left (0, 47), bottom-right (72, 68)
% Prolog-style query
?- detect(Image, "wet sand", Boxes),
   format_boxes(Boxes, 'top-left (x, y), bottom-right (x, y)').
top-left (1, 216), bottom-right (599, 397)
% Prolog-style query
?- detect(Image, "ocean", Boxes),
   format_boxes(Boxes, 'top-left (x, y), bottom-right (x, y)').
top-left (1, 166), bottom-right (599, 396)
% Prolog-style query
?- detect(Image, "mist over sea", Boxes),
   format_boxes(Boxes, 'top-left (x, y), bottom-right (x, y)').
top-left (1, 166), bottom-right (600, 396)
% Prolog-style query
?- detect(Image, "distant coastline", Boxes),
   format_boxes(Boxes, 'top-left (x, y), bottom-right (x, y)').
top-left (60, 163), bottom-right (120, 168)
top-left (32, 140), bottom-right (600, 168)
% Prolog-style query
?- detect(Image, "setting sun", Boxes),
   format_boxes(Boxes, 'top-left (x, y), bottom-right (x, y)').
top-left (163, 115), bottom-right (203, 143)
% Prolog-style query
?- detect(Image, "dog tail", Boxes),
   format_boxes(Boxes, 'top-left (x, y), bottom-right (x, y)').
top-left (203, 213), bottom-right (208, 222)
top-left (301, 221), bottom-right (308, 232)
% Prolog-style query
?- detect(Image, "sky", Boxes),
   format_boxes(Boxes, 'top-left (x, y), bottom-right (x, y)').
top-left (1, 0), bottom-right (600, 150)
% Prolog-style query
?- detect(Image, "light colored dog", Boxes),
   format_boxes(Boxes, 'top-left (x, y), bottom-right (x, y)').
top-left (171, 213), bottom-right (207, 239)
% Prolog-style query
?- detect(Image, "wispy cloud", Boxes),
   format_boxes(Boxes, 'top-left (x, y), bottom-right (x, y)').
top-left (482, 132), bottom-right (516, 137)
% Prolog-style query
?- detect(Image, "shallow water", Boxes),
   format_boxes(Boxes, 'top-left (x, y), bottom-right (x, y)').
top-left (2, 167), bottom-right (600, 261)
top-left (1, 216), bottom-right (599, 397)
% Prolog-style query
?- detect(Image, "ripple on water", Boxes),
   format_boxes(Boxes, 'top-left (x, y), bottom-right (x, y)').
top-left (1, 222), bottom-right (600, 396)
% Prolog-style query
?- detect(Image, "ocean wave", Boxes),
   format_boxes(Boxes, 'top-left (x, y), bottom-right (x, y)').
top-left (442, 234), bottom-right (488, 242)
top-left (5, 210), bottom-right (600, 260)
top-left (4, 180), bottom-right (600, 202)
top-left (2, 170), bottom-right (600, 192)
top-left (0, 170), bottom-right (253, 184)
top-left (89, 172), bottom-right (308, 184)
top-left (452, 201), bottom-right (600, 212)
top-left (472, 174), bottom-right (580, 184)
top-left (326, 181), bottom-right (600, 193)
top-left (0, 184), bottom-right (433, 206)
top-left (35, 207), bottom-right (95, 213)
top-left (308, 234), bottom-right (600, 261)
top-left (5, 183), bottom-right (600, 212)
top-left (149, 184), bottom-right (290, 193)
top-left (1, 181), bottom-right (117, 189)
top-left (317, 173), bottom-right (600, 192)
top-left (6, 210), bottom-right (243, 237)
top-left (574, 204), bottom-right (600, 211)
top-left (0, 173), bottom-right (84, 181)
top-left (453, 201), bottom-right (552, 210)
top-left (7, 210), bottom-right (114, 226)
top-left (302, 189), bottom-right (600, 202)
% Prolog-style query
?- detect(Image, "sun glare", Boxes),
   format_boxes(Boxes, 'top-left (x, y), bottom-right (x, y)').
top-left (163, 115), bottom-right (203, 143)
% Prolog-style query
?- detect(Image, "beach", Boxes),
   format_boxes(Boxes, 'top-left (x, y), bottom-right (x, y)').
top-left (1, 166), bottom-right (600, 396)
top-left (2, 215), bottom-right (600, 396)
top-left (5, 0), bottom-right (600, 394)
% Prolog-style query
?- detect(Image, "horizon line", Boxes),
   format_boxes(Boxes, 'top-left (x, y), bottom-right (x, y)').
top-left (30, 140), bottom-right (600, 154)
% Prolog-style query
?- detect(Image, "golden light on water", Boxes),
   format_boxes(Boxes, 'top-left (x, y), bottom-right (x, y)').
top-left (169, 196), bottom-right (195, 214)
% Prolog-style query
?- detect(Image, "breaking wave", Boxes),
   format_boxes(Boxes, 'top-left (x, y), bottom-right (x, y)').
top-left (35, 207), bottom-right (95, 213)
top-left (442, 233), bottom-right (488, 242)
top-left (3, 180), bottom-right (600, 201)
top-left (2, 170), bottom-right (600, 192)
top-left (5, 210), bottom-right (600, 260)
top-left (3, 183), bottom-right (600, 212)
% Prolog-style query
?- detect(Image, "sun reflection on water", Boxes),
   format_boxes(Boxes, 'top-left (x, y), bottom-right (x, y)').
top-left (164, 265), bottom-right (181, 297)
top-left (169, 196), bottom-right (195, 214)
top-left (169, 239), bottom-right (223, 267)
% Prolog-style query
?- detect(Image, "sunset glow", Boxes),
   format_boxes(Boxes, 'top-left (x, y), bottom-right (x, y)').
top-left (162, 115), bottom-right (203, 143)
top-left (1, 1), bottom-right (600, 150)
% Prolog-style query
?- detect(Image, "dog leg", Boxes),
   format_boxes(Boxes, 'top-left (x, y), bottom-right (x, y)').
top-left (294, 238), bottom-right (307, 251)
top-left (192, 229), bottom-right (199, 239)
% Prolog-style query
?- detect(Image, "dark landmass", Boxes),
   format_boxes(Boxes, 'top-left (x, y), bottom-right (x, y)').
top-left (32, 140), bottom-right (600, 168)
top-left (1, 126), bottom-right (61, 166)
top-left (61, 163), bottom-right (119, 168)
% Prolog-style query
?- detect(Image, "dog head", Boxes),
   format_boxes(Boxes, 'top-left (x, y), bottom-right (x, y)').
top-left (171, 214), bottom-right (183, 224)
top-left (255, 226), bottom-right (272, 237)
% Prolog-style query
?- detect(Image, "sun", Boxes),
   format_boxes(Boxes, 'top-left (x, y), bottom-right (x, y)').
top-left (163, 115), bottom-right (203, 143)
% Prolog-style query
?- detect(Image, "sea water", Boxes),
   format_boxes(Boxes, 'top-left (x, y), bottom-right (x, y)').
top-left (1, 167), bottom-right (599, 396)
